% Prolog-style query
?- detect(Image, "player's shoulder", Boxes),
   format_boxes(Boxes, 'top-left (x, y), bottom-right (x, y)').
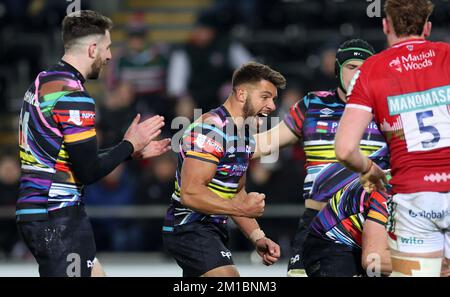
top-left (37, 69), bottom-right (86, 98)
top-left (35, 71), bottom-right (94, 109)
top-left (370, 190), bottom-right (389, 202)
top-left (428, 40), bottom-right (450, 51)
top-left (429, 40), bottom-right (450, 60)
top-left (342, 178), bottom-right (367, 198)
top-left (358, 50), bottom-right (388, 73)
top-left (202, 107), bottom-right (227, 127)
top-left (307, 90), bottom-right (336, 99)
top-left (190, 107), bottom-right (228, 137)
top-left (298, 90), bottom-right (337, 109)
top-left (361, 39), bottom-right (450, 74)
top-left (39, 68), bottom-right (83, 88)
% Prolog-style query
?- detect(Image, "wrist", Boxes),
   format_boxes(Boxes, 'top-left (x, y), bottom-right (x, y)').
top-left (122, 139), bottom-right (135, 153)
top-left (229, 199), bottom-right (242, 216)
top-left (361, 158), bottom-right (373, 175)
top-left (230, 192), bottom-right (246, 216)
top-left (249, 228), bottom-right (265, 245)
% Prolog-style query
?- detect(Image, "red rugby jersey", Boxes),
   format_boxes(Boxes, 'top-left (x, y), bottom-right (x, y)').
top-left (346, 38), bottom-right (450, 194)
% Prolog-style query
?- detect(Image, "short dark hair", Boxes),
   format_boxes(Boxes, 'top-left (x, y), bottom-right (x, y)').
top-left (384, 0), bottom-right (434, 37)
top-left (232, 62), bottom-right (286, 91)
top-left (62, 10), bottom-right (113, 49)
top-left (338, 39), bottom-right (375, 55)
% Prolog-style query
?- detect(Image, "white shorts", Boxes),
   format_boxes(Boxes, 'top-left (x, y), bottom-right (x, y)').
top-left (387, 192), bottom-right (450, 259)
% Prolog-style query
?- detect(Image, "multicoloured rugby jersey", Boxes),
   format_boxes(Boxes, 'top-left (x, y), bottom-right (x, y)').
top-left (309, 178), bottom-right (390, 249)
top-left (163, 105), bottom-right (255, 228)
top-left (347, 38), bottom-right (450, 194)
top-left (18, 61), bottom-right (95, 221)
top-left (283, 90), bottom-right (387, 202)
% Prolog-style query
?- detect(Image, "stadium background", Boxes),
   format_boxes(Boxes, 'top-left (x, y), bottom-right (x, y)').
top-left (0, 0), bottom-right (448, 276)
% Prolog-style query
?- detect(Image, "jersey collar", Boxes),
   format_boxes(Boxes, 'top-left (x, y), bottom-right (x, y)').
top-left (391, 38), bottom-right (426, 48)
top-left (54, 60), bottom-right (86, 84)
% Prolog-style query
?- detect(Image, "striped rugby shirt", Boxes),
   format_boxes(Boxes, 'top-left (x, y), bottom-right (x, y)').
top-left (18, 61), bottom-right (96, 221)
top-left (283, 89), bottom-right (388, 202)
top-left (163, 105), bottom-right (255, 228)
top-left (309, 178), bottom-right (390, 249)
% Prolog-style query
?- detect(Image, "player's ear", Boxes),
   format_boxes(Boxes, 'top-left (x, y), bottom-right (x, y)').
top-left (423, 21), bottom-right (432, 38)
top-left (382, 18), bottom-right (389, 36)
top-left (236, 87), bottom-right (247, 104)
top-left (88, 43), bottom-right (97, 59)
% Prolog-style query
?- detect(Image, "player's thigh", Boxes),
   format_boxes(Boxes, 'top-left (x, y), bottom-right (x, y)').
top-left (17, 211), bottom-right (96, 277)
top-left (441, 230), bottom-right (450, 276)
top-left (389, 250), bottom-right (443, 277)
top-left (387, 192), bottom-right (449, 276)
top-left (91, 258), bottom-right (106, 277)
top-left (303, 234), bottom-right (363, 277)
top-left (65, 209), bottom-right (97, 277)
top-left (387, 192), bottom-right (448, 254)
top-left (440, 257), bottom-right (450, 277)
top-left (17, 220), bottom-right (65, 276)
top-left (287, 208), bottom-right (319, 274)
top-left (163, 222), bottom-right (234, 277)
top-left (201, 265), bottom-right (240, 277)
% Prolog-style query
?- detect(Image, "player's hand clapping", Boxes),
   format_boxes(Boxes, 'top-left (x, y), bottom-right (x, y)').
top-left (123, 114), bottom-right (165, 153)
top-left (132, 138), bottom-right (172, 160)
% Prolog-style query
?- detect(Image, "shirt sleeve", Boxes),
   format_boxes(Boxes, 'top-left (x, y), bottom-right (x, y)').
top-left (283, 96), bottom-right (308, 139)
top-left (366, 191), bottom-right (389, 226)
top-left (346, 64), bottom-right (375, 113)
top-left (51, 91), bottom-right (133, 185)
top-left (181, 123), bottom-right (226, 165)
top-left (52, 91), bottom-right (97, 144)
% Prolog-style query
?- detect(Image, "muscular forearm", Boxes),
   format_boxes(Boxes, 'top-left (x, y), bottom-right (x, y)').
top-left (253, 121), bottom-right (297, 159)
top-left (180, 186), bottom-right (244, 216)
top-left (253, 129), bottom-right (272, 159)
top-left (66, 139), bottom-right (134, 185)
top-left (336, 147), bottom-right (370, 174)
top-left (98, 145), bottom-right (133, 161)
top-left (231, 216), bottom-right (260, 238)
top-left (335, 107), bottom-right (374, 173)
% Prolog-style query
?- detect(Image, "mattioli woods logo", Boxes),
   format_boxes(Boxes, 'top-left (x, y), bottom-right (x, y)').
top-left (389, 49), bottom-right (435, 73)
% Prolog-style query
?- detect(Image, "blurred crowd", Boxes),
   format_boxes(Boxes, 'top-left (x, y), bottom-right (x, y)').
top-left (0, 0), bottom-right (449, 259)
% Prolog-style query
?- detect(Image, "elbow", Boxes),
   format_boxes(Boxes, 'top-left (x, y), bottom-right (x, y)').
top-left (180, 188), bottom-right (195, 208)
top-left (71, 163), bottom-right (100, 185)
top-left (180, 187), bottom-right (213, 215)
top-left (334, 142), bottom-right (355, 163)
top-left (73, 173), bottom-right (97, 186)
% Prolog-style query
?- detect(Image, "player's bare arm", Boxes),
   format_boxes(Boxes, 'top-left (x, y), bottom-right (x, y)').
top-left (231, 174), bottom-right (280, 265)
top-left (253, 121), bottom-right (298, 159)
top-left (335, 106), bottom-right (387, 191)
top-left (361, 220), bottom-right (392, 276)
top-left (180, 158), bottom-right (265, 217)
top-left (231, 214), bottom-right (281, 266)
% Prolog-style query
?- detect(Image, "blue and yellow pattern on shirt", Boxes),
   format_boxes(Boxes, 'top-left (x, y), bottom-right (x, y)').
top-left (283, 90), bottom-right (387, 202)
top-left (164, 105), bottom-right (255, 227)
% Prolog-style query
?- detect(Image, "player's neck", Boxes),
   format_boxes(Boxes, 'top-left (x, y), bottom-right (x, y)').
top-left (223, 96), bottom-right (245, 128)
top-left (388, 34), bottom-right (424, 47)
top-left (337, 88), bottom-right (347, 103)
top-left (61, 54), bottom-right (90, 80)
